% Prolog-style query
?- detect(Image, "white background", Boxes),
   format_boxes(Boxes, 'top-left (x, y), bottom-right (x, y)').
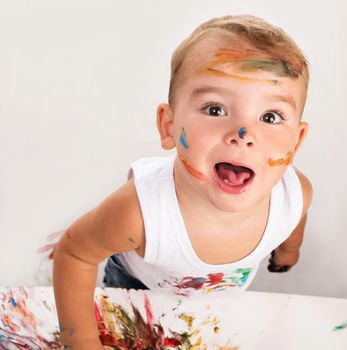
top-left (1, 0), bottom-right (346, 298)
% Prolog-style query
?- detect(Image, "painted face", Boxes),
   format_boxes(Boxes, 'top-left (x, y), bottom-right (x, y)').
top-left (171, 40), bottom-right (307, 212)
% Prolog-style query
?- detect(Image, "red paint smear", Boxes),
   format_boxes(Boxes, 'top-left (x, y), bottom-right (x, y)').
top-left (95, 293), bottom-right (183, 349)
top-left (94, 301), bottom-right (108, 336)
top-left (144, 294), bottom-right (154, 325)
top-left (175, 274), bottom-right (225, 290)
top-left (144, 293), bottom-right (155, 341)
top-left (207, 273), bottom-right (224, 286)
top-left (176, 276), bottom-right (207, 290)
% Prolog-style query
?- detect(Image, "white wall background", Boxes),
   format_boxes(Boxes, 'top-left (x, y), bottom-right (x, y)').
top-left (1, 0), bottom-right (346, 298)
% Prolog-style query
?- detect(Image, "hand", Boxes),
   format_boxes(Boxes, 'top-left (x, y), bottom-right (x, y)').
top-left (267, 247), bottom-right (300, 273)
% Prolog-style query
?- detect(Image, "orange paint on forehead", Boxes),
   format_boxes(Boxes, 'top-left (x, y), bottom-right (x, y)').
top-left (268, 151), bottom-right (293, 167)
top-left (179, 154), bottom-right (207, 181)
top-left (196, 67), bottom-right (279, 85)
top-left (214, 48), bottom-right (262, 61)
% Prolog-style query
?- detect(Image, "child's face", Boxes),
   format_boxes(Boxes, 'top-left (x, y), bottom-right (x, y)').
top-left (157, 39), bottom-right (308, 212)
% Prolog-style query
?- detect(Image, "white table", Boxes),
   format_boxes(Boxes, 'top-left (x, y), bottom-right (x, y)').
top-left (0, 287), bottom-right (346, 349)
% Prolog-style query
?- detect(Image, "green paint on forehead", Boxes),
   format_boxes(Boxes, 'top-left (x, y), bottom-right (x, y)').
top-left (238, 59), bottom-right (293, 77)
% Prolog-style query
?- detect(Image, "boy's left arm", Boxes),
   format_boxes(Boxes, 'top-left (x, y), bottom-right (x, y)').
top-left (268, 168), bottom-right (313, 273)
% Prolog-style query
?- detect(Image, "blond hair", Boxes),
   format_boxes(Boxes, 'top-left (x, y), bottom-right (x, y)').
top-left (169, 15), bottom-right (309, 106)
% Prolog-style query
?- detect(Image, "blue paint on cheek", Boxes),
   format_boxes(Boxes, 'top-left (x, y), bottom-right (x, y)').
top-left (239, 127), bottom-right (247, 139)
top-left (180, 127), bottom-right (189, 149)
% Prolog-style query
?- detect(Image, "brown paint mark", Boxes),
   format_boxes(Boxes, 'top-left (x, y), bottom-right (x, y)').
top-left (128, 237), bottom-right (136, 245)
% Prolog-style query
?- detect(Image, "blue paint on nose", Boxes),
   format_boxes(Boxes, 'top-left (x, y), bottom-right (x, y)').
top-left (239, 127), bottom-right (247, 139)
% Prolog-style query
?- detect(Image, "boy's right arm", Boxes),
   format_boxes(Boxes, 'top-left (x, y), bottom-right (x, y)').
top-left (53, 178), bottom-right (145, 349)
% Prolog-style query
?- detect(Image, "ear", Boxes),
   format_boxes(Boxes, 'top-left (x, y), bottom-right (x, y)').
top-left (293, 121), bottom-right (308, 155)
top-left (156, 103), bottom-right (176, 150)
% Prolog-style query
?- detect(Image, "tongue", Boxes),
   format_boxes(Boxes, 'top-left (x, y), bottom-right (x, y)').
top-left (216, 163), bottom-right (252, 186)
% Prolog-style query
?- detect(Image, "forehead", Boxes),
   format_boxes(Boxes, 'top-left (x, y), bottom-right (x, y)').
top-left (176, 37), bottom-right (307, 113)
top-left (182, 35), bottom-right (296, 79)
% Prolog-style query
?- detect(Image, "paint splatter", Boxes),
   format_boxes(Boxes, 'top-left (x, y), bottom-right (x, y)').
top-left (239, 59), bottom-right (292, 77)
top-left (159, 268), bottom-right (253, 296)
top-left (36, 230), bottom-right (65, 285)
top-left (238, 127), bottom-right (247, 139)
top-left (268, 151), bottom-right (292, 167)
top-left (196, 67), bottom-right (279, 85)
top-left (0, 288), bottom-right (240, 350)
top-left (0, 288), bottom-right (63, 349)
top-left (195, 48), bottom-right (303, 86)
top-left (211, 49), bottom-right (299, 78)
top-left (95, 292), bottom-right (231, 349)
top-left (180, 127), bottom-right (189, 149)
top-left (179, 154), bottom-right (206, 181)
top-left (333, 320), bottom-right (347, 331)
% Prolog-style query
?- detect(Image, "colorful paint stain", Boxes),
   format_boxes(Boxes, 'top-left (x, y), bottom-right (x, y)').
top-left (268, 151), bottom-right (292, 167)
top-left (196, 67), bottom-right (279, 85)
top-left (180, 127), bottom-right (189, 149)
top-left (195, 47), bottom-right (303, 86)
top-left (95, 292), bottom-right (234, 349)
top-left (210, 50), bottom-right (299, 78)
top-left (179, 154), bottom-right (206, 181)
top-left (0, 288), bottom-right (63, 349)
top-left (159, 268), bottom-right (253, 297)
top-left (238, 127), bottom-right (247, 139)
top-left (0, 287), bottom-right (240, 350)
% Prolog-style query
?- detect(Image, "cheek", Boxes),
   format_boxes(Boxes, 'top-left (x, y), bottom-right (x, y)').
top-left (264, 129), bottom-right (299, 166)
top-left (177, 122), bottom-right (214, 152)
top-left (263, 127), bottom-right (298, 151)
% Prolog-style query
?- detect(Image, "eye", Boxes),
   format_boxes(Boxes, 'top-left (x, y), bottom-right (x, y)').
top-left (202, 104), bottom-right (227, 117)
top-left (260, 111), bottom-right (283, 124)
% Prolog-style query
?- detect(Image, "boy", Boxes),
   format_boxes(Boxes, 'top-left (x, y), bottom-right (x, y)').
top-left (53, 15), bottom-right (312, 349)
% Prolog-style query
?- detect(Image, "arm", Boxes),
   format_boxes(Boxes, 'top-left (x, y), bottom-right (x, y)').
top-left (53, 178), bottom-right (144, 349)
top-left (268, 168), bottom-right (313, 273)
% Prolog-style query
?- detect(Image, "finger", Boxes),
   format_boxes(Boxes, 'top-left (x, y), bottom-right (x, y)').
top-left (267, 263), bottom-right (291, 273)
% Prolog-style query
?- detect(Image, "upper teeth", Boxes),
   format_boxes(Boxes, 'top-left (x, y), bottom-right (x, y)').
top-left (223, 178), bottom-right (230, 183)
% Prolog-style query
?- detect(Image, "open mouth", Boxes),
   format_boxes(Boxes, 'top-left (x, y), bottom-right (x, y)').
top-left (213, 162), bottom-right (255, 194)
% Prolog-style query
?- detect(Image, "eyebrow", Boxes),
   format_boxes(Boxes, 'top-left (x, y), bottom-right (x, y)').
top-left (190, 86), bottom-right (230, 98)
top-left (270, 94), bottom-right (297, 111)
top-left (191, 87), bottom-right (297, 111)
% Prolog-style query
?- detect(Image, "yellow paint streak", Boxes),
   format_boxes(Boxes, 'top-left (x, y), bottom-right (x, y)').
top-left (179, 313), bottom-right (195, 328)
top-left (218, 346), bottom-right (240, 350)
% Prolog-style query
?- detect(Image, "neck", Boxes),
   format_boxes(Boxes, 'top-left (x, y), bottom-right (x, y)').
top-left (173, 157), bottom-right (270, 229)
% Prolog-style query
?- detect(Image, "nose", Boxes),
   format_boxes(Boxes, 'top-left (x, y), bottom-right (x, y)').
top-left (224, 126), bottom-right (254, 148)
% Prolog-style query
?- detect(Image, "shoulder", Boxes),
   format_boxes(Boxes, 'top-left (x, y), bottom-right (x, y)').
top-left (93, 178), bottom-right (145, 252)
top-left (293, 167), bottom-right (313, 216)
top-left (58, 178), bottom-right (145, 264)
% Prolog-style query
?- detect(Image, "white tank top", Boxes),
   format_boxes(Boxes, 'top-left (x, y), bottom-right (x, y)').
top-left (118, 152), bottom-right (303, 297)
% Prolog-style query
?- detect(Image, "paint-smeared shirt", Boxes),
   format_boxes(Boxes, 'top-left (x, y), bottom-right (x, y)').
top-left (117, 152), bottom-right (303, 297)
